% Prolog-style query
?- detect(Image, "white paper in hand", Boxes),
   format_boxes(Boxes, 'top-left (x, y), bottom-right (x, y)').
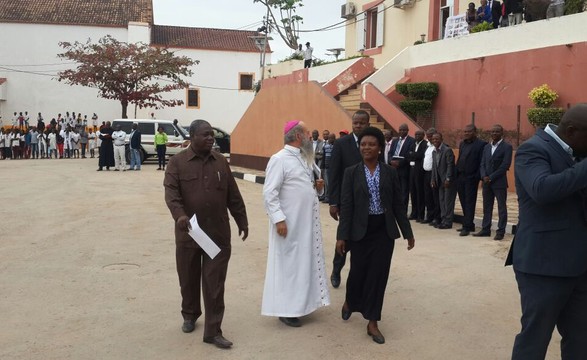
top-left (188, 214), bottom-right (221, 259)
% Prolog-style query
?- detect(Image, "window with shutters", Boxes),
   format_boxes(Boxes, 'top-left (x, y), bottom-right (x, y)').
top-left (186, 88), bottom-right (200, 109)
top-left (239, 73), bottom-right (255, 91)
top-left (356, 3), bottom-right (385, 52)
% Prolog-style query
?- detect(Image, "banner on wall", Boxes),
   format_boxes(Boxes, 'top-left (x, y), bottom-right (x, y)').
top-left (444, 14), bottom-right (470, 39)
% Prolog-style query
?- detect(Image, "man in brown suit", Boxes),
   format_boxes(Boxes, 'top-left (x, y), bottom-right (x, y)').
top-left (164, 119), bottom-right (248, 349)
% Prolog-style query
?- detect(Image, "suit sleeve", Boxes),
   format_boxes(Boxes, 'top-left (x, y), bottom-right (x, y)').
top-left (446, 149), bottom-right (455, 181)
top-left (390, 167), bottom-right (414, 239)
top-left (515, 142), bottom-right (587, 205)
top-left (328, 139), bottom-right (343, 206)
top-left (489, 143), bottom-right (512, 182)
top-left (263, 155), bottom-right (286, 224)
top-left (336, 166), bottom-right (354, 241)
top-left (224, 159), bottom-right (248, 230)
top-left (480, 145), bottom-right (488, 178)
top-left (163, 156), bottom-right (187, 221)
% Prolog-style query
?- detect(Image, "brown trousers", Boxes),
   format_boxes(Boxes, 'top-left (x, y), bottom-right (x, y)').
top-left (176, 245), bottom-right (231, 339)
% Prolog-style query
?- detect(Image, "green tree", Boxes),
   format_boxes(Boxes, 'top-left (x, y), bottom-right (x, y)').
top-left (57, 35), bottom-right (196, 119)
top-left (254, 0), bottom-right (304, 50)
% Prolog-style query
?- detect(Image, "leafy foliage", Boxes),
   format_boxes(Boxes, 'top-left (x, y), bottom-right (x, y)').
top-left (399, 100), bottom-right (433, 118)
top-left (254, 0), bottom-right (304, 50)
top-left (528, 84), bottom-right (558, 108)
top-left (57, 36), bottom-right (196, 118)
top-left (406, 83), bottom-right (439, 100)
top-left (527, 107), bottom-right (565, 128)
top-left (470, 21), bottom-right (493, 33)
top-left (395, 83), bottom-right (409, 97)
top-left (564, 0), bottom-right (586, 14)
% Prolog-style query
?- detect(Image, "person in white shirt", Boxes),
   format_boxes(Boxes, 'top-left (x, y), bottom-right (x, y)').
top-left (70, 129), bottom-right (80, 158)
top-left (303, 42), bottom-right (313, 68)
top-left (0, 129), bottom-right (6, 159)
top-left (91, 113), bottom-right (98, 131)
top-left (47, 129), bottom-right (57, 159)
top-left (111, 124), bottom-right (127, 171)
top-left (422, 128), bottom-right (438, 224)
top-left (38, 130), bottom-right (47, 159)
top-left (88, 128), bottom-right (97, 158)
top-left (61, 127), bottom-right (72, 158)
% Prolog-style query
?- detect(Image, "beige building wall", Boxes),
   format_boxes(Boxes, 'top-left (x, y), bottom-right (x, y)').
top-left (344, 0), bottom-right (432, 69)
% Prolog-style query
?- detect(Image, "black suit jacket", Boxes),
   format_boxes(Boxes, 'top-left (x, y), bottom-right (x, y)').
top-left (130, 130), bottom-right (141, 149)
top-left (506, 129), bottom-right (587, 277)
top-left (457, 138), bottom-right (487, 180)
top-left (432, 143), bottom-right (456, 186)
top-left (328, 134), bottom-right (361, 206)
top-left (388, 136), bottom-right (415, 176)
top-left (337, 162), bottom-right (414, 242)
top-left (407, 139), bottom-right (428, 173)
top-left (479, 140), bottom-right (513, 189)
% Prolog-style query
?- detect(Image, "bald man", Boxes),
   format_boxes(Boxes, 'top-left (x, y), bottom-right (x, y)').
top-left (506, 104), bottom-right (587, 359)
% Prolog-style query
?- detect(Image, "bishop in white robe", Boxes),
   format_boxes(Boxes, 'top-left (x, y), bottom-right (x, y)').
top-left (262, 121), bottom-right (330, 327)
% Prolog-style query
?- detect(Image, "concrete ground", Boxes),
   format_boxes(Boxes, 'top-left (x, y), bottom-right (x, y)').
top-left (0, 158), bottom-right (561, 360)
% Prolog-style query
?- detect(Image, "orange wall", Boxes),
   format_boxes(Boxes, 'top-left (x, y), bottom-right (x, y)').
top-left (406, 42), bottom-right (587, 142)
top-left (231, 81), bottom-right (354, 170)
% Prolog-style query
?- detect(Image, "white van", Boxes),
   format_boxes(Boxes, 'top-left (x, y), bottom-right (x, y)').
top-left (110, 119), bottom-right (190, 163)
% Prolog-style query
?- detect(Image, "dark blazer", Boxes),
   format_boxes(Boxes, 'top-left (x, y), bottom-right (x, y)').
top-left (337, 162), bottom-right (413, 242)
top-left (130, 130), bottom-right (141, 149)
top-left (328, 133), bottom-right (361, 206)
top-left (407, 139), bottom-right (428, 172)
top-left (506, 128), bottom-right (587, 277)
top-left (388, 136), bottom-right (415, 171)
top-left (479, 140), bottom-right (513, 189)
top-left (431, 143), bottom-right (456, 185)
top-left (457, 137), bottom-right (487, 180)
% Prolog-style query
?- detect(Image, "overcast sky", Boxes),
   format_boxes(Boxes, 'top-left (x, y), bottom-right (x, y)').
top-left (152, 0), bottom-right (347, 64)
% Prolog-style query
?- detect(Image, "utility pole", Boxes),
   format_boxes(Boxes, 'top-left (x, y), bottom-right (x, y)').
top-left (260, 7), bottom-right (270, 81)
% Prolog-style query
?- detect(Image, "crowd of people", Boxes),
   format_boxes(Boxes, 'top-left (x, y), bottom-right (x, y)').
top-left (466, 0), bottom-right (565, 30)
top-left (0, 111), bottom-right (101, 160)
top-left (164, 104), bottom-right (587, 358)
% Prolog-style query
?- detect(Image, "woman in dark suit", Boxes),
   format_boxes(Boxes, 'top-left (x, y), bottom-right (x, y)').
top-left (336, 126), bottom-right (415, 344)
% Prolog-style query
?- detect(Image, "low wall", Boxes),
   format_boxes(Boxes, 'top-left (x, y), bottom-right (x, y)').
top-left (231, 81), bottom-right (353, 170)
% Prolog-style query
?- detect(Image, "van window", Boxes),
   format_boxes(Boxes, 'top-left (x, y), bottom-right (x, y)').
top-left (115, 122), bottom-right (132, 134)
top-left (138, 122), bottom-right (155, 135)
top-left (159, 123), bottom-right (177, 137)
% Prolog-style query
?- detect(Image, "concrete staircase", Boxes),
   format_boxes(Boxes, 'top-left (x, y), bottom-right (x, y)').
top-left (337, 88), bottom-right (386, 131)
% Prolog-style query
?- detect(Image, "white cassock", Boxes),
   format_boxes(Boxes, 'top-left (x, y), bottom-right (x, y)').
top-left (262, 144), bottom-right (330, 317)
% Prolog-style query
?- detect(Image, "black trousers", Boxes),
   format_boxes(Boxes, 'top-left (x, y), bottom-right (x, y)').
top-left (512, 270), bottom-right (587, 360)
top-left (457, 174), bottom-right (480, 231)
top-left (156, 144), bottom-right (166, 168)
top-left (409, 167), bottom-right (426, 220)
top-left (304, 59), bottom-right (312, 68)
top-left (398, 172), bottom-right (410, 213)
top-left (176, 245), bottom-right (232, 339)
top-left (481, 184), bottom-right (508, 234)
top-left (424, 171), bottom-right (439, 221)
top-left (345, 215), bottom-right (395, 321)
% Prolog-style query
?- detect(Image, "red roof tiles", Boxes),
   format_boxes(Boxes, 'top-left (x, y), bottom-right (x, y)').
top-left (0, 0), bottom-right (153, 27)
top-left (151, 25), bottom-right (271, 53)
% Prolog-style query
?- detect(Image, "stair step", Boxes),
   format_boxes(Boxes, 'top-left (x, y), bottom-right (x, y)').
top-left (339, 93), bottom-right (361, 101)
top-left (347, 88), bottom-right (361, 95)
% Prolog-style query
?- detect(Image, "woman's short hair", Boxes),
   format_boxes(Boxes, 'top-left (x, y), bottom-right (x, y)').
top-left (358, 126), bottom-right (385, 149)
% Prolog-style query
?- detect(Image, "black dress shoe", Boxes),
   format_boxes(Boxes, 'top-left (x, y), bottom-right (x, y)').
top-left (459, 230), bottom-right (470, 236)
top-left (438, 224), bottom-right (452, 229)
top-left (408, 215), bottom-right (417, 220)
top-left (279, 317), bottom-right (301, 327)
top-left (96, 168), bottom-right (103, 171)
top-left (367, 327), bottom-right (385, 344)
top-left (182, 319), bottom-right (195, 333)
top-left (341, 304), bottom-right (351, 321)
top-left (473, 231), bottom-right (491, 237)
top-left (203, 335), bottom-right (233, 349)
top-left (455, 227), bottom-right (463, 232)
top-left (429, 221), bottom-right (438, 227)
top-left (494, 234), bottom-right (504, 240)
top-left (422, 219), bottom-right (432, 224)
top-left (330, 272), bottom-right (341, 288)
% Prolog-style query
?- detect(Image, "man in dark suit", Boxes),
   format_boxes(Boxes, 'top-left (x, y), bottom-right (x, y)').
top-left (473, 125), bottom-right (512, 240)
top-left (488, 0), bottom-right (502, 28)
top-left (129, 122), bottom-right (142, 170)
top-left (312, 129), bottom-right (325, 167)
top-left (328, 110), bottom-right (370, 288)
top-left (456, 124), bottom-right (487, 236)
top-left (431, 133), bottom-right (457, 229)
top-left (388, 123), bottom-right (415, 212)
top-left (506, 104), bottom-right (587, 360)
top-left (407, 129), bottom-right (428, 222)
